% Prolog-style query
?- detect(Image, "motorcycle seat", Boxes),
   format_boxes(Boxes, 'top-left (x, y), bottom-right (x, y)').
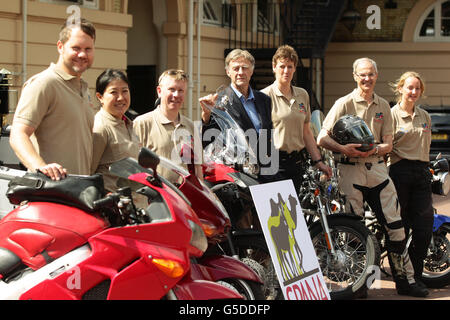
top-left (6, 172), bottom-right (105, 213)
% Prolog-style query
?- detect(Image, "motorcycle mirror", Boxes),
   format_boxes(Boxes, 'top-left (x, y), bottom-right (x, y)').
top-left (138, 147), bottom-right (160, 172)
top-left (432, 158), bottom-right (449, 172)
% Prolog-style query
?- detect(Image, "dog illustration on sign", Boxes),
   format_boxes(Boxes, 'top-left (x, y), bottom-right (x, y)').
top-left (268, 193), bottom-right (305, 283)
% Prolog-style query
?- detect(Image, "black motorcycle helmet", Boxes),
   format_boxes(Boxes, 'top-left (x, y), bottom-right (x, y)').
top-left (332, 115), bottom-right (375, 152)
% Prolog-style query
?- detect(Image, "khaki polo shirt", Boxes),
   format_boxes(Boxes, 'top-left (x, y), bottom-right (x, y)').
top-left (92, 108), bottom-right (141, 192)
top-left (261, 83), bottom-right (311, 153)
top-left (389, 104), bottom-right (431, 165)
top-left (13, 63), bottom-right (95, 175)
top-left (133, 107), bottom-right (202, 184)
top-left (323, 89), bottom-right (393, 144)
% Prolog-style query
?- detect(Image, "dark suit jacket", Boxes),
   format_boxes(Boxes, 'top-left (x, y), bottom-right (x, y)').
top-left (202, 85), bottom-right (276, 181)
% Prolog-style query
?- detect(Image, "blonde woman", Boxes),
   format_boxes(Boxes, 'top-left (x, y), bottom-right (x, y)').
top-left (389, 71), bottom-right (432, 292)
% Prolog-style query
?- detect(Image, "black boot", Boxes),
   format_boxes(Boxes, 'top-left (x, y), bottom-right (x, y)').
top-left (397, 280), bottom-right (429, 297)
top-left (414, 276), bottom-right (427, 289)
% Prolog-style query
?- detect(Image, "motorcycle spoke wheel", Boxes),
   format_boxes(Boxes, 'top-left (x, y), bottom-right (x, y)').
top-left (422, 231), bottom-right (450, 288)
top-left (310, 217), bottom-right (380, 300)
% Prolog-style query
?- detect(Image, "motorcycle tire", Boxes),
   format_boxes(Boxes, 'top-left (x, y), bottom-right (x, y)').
top-left (422, 230), bottom-right (450, 288)
top-left (309, 216), bottom-right (381, 300)
top-left (217, 279), bottom-right (265, 300)
top-left (231, 235), bottom-right (283, 300)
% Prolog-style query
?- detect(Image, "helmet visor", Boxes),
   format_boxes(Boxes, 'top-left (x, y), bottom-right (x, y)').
top-left (350, 122), bottom-right (372, 140)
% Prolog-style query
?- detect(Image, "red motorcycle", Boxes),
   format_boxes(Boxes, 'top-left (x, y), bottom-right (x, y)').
top-left (200, 101), bottom-right (281, 300)
top-left (156, 147), bottom-right (265, 299)
top-left (0, 148), bottom-right (242, 300)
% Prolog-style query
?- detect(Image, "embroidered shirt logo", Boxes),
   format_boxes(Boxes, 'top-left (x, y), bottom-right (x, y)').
top-left (297, 103), bottom-right (307, 113)
top-left (374, 112), bottom-right (384, 122)
top-left (422, 123), bottom-right (431, 132)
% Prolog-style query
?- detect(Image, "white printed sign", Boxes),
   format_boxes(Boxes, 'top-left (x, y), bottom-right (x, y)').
top-left (249, 180), bottom-right (330, 300)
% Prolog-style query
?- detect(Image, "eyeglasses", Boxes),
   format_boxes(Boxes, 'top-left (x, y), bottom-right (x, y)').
top-left (159, 69), bottom-right (188, 84)
top-left (354, 72), bottom-right (376, 79)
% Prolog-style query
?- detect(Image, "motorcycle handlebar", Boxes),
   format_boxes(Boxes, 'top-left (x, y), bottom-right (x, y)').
top-left (93, 194), bottom-right (117, 211)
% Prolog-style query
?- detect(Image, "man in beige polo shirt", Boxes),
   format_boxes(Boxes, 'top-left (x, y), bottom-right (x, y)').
top-left (10, 19), bottom-right (96, 180)
top-left (317, 57), bottom-right (428, 298)
top-left (133, 69), bottom-right (203, 184)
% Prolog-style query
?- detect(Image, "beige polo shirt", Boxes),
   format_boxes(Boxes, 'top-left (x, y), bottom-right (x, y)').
top-left (92, 108), bottom-right (141, 192)
top-left (13, 63), bottom-right (95, 175)
top-left (261, 82), bottom-right (311, 153)
top-left (133, 106), bottom-right (202, 184)
top-left (389, 103), bottom-right (431, 165)
top-left (323, 89), bottom-right (393, 144)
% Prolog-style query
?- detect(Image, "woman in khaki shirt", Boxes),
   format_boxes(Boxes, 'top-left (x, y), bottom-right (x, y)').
top-left (92, 69), bottom-right (141, 192)
top-left (261, 45), bottom-right (331, 191)
top-left (389, 71), bottom-right (433, 290)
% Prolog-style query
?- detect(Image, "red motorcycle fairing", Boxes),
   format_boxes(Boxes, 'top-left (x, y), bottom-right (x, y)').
top-left (179, 174), bottom-right (231, 241)
top-left (173, 276), bottom-right (242, 300)
top-left (202, 161), bottom-right (237, 184)
top-left (0, 202), bottom-right (108, 270)
top-left (192, 255), bottom-right (263, 284)
top-left (20, 223), bottom-right (192, 300)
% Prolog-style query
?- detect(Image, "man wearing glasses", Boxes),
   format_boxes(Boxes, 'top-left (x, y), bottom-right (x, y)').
top-left (316, 57), bottom-right (428, 298)
top-left (134, 69), bottom-right (203, 183)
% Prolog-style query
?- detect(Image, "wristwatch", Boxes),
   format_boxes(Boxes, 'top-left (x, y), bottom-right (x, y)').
top-left (374, 146), bottom-right (379, 156)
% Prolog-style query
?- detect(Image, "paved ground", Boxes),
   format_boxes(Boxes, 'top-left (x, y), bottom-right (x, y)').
top-left (361, 193), bottom-right (450, 300)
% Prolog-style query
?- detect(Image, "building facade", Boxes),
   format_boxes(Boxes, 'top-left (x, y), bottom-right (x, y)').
top-left (2, 0), bottom-right (450, 121)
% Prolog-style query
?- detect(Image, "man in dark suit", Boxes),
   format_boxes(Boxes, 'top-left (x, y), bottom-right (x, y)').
top-left (200, 49), bottom-right (277, 182)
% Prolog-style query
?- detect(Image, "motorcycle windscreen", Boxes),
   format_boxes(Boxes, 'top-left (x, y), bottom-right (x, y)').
top-left (204, 106), bottom-right (257, 167)
top-left (310, 110), bottom-right (324, 139)
top-left (109, 157), bottom-right (175, 222)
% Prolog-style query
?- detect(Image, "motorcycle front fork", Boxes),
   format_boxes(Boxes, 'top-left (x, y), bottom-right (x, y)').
top-left (316, 196), bottom-right (336, 255)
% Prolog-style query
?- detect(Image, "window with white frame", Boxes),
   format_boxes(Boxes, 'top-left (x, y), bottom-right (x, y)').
top-left (415, 0), bottom-right (450, 41)
top-left (40, 0), bottom-right (99, 10)
top-left (203, 0), bottom-right (232, 27)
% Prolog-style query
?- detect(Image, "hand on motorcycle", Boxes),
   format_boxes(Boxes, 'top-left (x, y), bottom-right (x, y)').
top-left (316, 161), bottom-right (333, 179)
top-left (38, 163), bottom-right (67, 181)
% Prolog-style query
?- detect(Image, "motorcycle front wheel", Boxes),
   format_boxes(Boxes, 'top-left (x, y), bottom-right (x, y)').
top-left (232, 235), bottom-right (283, 300)
top-left (309, 216), bottom-right (380, 300)
top-left (216, 279), bottom-right (265, 300)
top-left (422, 229), bottom-right (450, 288)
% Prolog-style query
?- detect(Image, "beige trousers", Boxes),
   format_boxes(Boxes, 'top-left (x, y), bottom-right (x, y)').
top-left (338, 161), bottom-right (415, 283)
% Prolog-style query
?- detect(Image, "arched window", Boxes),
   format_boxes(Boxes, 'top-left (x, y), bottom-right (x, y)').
top-left (415, 0), bottom-right (450, 41)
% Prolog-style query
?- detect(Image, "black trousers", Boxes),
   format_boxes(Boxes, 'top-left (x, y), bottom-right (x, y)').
top-left (275, 149), bottom-right (306, 192)
top-left (389, 159), bottom-right (434, 278)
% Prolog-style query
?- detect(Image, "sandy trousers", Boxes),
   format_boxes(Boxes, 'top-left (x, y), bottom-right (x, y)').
top-left (338, 160), bottom-right (415, 284)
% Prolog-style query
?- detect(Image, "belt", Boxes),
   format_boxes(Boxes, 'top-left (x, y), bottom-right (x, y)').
top-left (279, 149), bottom-right (305, 161)
top-left (339, 157), bottom-right (384, 170)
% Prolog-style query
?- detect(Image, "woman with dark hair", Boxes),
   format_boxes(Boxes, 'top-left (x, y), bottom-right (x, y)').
top-left (92, 69), bottom-right (141, 192)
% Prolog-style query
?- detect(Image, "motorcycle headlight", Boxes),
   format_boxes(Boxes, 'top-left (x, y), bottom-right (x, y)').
top-left (432, 171), bottom-right (450, 196)
top-left (188, 219), bottom-right (208, 253)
